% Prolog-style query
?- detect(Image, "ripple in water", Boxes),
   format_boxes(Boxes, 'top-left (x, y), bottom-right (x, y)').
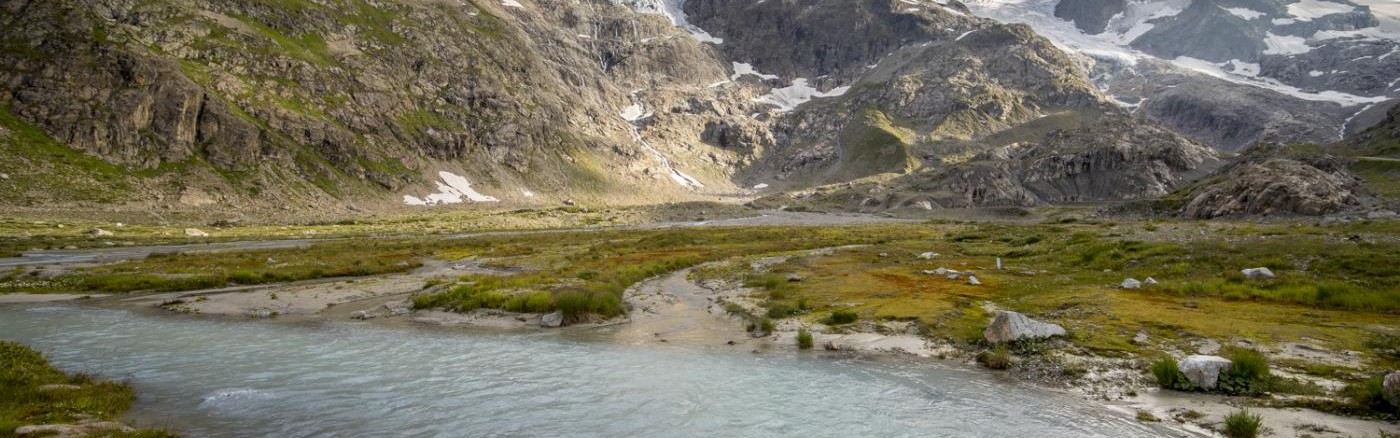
top-left (0, 304), bottom-right (1196, 437)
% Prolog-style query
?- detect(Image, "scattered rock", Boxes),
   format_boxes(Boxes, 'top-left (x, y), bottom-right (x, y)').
top-left (1132, 331), bottom-right (1150, 345)
top-left (967, 276), bottom-right (981, 286)
top-left (540, 311), bottom-right (564, 328)
top-left (1384, 371), bottom-right (1400, 407)
top-left (245, 307), bottom-right (275, 319)
top-left (983, 311), bottom-right (1066, 343)
top-left (1144, 277), bottom-right (1158, 285)
top-left (1240, 267), bottom-right (1275, 280)
top-left (1121, 278), bottom-right (1142, 289)
top-left (563, 199), bottom-right (576, 206)
top-left (350, 310), bottom-right (377, 320)
top-left (947, 273), bottom-right (961, 280)
top-left (1179, 355), bottom-right (1233, 389)
top-left (0, 173), bottom-right (9, 180)
top-left (786, 274), bottom-right (803, 282)
top-left (184, 228), bottom-right (210, 237)
top-left (62, 245), bottom-right (77, 250)
top-left (823, 340), bottom-right (841, 351)
top-left (383, 301), bottom-right (412, 316)
top-left (87, 229), bottom-right (113, 237)
top-left (878, 252), bottom-right (889, 257)
top-left (918, 252), bottom-right (940, 259)
top-left (37, 384), bottom-right (82, 391)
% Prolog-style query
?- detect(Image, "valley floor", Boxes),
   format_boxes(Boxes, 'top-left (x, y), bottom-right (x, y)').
top-left (1, 205), bottom-right (1398, 437)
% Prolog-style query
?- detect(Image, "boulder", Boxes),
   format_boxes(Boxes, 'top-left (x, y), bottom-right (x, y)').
top-left (184, 228), bottom-right (210, 237)
top-left (967, 276), bottom-right (981, 285)
top-left (350, 310), bottom-right (377, 320)
top-left (918, 252), bottom-right (940, 259)
top-left (87, 228), bottom-right (113, 237)
top-left (1241, 267), bottom-right (1275, 280)
top-left (786, 274), bottom-right (803, 282)
top-left (1385, 371), bottom-right (1399, 407)
top-left (540, 311), bottom-right (564, 328)
top-left (983, 311), bottom-right (1066, 343)
top-left (1179, 355), bottom-right (1233, 389)
top-left (1144, 277), bottom-right (1158, 285)
top-left (1121, 278), bottom-right (1142, 289)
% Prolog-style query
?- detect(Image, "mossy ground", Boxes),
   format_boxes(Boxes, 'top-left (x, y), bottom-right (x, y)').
top-left (0, 340), bottom-right (175, 437)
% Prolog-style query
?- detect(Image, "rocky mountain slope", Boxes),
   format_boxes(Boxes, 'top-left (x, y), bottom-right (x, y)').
top-left (965, 0), bottom-right (1400, 151)
top-left (0, 0), bottom-right (1367, 217)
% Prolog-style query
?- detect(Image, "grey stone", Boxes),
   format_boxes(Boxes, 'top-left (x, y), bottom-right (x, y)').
top-left (1384, 371), bottom-right (1400, 407)
top-left (1144, 277), bottom-right (1158, 285)
top-left (184, 228), bottom-right (209, 237)
top-left (983, 311), bottom-right (1066, 343)
top-left (918, 252), bottom-right (939, 259)
top-left (350, 310), bottom-right (376, 320)
top-left (540, 311), bottom-right (564, 328)
top-left (1179, 355), bottom-right (1232, 389)
top-left (87, 229), bottom-right (113, 237)
top-left (1241, 267), bottom-right (1275, 280)
top-left (967, 276), bottom-right (981, 286)
top-left (1121, 278), bottom-right (1142, 289)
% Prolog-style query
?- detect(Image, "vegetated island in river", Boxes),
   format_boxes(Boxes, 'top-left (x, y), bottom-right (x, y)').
top-left (1, 204), bottom-right (1398, 437)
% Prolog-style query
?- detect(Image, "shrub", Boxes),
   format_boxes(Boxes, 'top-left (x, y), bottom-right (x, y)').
top-left (797, 328), bottom-right (814, 350)
top-left (1344, 375), bottom-right (1398, 414)
top-left (1219, 349), bottom-right (1269, 396)
top-left (824, 309), bottom-right (858, 325)
top-left (1151, 358), bottom-right (1194, 391)
top-left (977, 346), bottom-right (1012, 370)
top-left (757, 317), bottom-right (775, 335)
top-left (1222, 409), bottom-right (1263, 438)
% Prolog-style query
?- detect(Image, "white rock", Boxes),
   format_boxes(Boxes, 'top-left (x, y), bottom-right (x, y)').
top-left (947, 273), bottom-right (961, 280)
top-left (918, 252), bottom-right (940, 259)
top-left (1144, 277), bottom-right (1159, 285)
top-left (0, 173), bottom-right (9, 180)
top-left (184, 228), bottom-right (210, 237)
top-left (540, 311), bottom-right (564, 328)
top-left (983, 311), bottom-right (1066, 343)
top-left (996, 257), bottom-right (1002, 270)
top-left (1179, 355), bottom-right (1233, 389)
top-left (1241, 267), bottom-right (1275, 280)
top-left (88, 229), bottom-right (114, 237)
top-left (1121, 278), bottom-right (1142, 289)
top-left (967, 276), bottom-right (981, 285)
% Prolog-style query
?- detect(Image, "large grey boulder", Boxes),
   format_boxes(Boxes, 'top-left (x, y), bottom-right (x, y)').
top-left (1121, 278), bottom-right (1142, 289)
top-left (1385, 371), bottom-right (1400, 407)
top-left (983, 311), bottom-right (1066, 343)
top-left (1179, 355), bottom-right (1233, 389)
top-left (540, 311), bottom-right (564, 328)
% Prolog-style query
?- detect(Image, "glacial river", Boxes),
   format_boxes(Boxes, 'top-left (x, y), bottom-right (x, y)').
top-left (0, 304), bottom-right (1198, 437)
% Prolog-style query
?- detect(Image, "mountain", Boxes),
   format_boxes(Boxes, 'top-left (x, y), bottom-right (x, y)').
top-left (963, 0), bottom-right (1400, 150)
top-left (0, 0), bottom-right (1376, 217)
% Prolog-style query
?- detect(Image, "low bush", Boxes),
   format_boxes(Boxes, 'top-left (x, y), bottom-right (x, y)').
top-left (1222, 409), bottom-right (1263, 438)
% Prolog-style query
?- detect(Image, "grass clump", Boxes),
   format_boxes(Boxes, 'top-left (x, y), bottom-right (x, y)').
top-left (977, 346), bottom-right (1012, 370)
top-left (1135, 410), bottom-right (1160, 422)
top-left (1219, 349), bottom-right (1270, 396)
top-left (1150, 357), bottom-right (1195, 391)
top-left (1343, 375), bottom-right (1399, 415)
top-left (797, 328), bottom-right (814, 350)
top-left (1222, 409), bottom-right (1263, 438)
top-left (0, 340), bottom-right (175, 436)
top-left (823, 309), bottom-right (859, 325)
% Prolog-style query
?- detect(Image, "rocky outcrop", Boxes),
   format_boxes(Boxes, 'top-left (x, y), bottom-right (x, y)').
top-left (1180, 145), bottom-right (1375, 218)
top-left (1053, 0), bottom-right (1126, 34)
top-left (983, 311), bottom-right (1066, 343)
top-left (540, 311), bottom-right (564, 328)
top-left (1179, 355), bottom-right (1232, 390)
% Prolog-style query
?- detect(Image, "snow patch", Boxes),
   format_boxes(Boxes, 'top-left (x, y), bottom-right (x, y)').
top-left (731, 62), bottom-right (780, 81)
top-left (1285, 0), bottom-right (1357, 21)
top-left (754, 79), bottom-right (851, 112)
top-left (403, 172), bottom-right (499, 206)
top-left (1222, 7), bottom-right (1265, 20)
top-left (1263, 32), bottom-right (1312, 55)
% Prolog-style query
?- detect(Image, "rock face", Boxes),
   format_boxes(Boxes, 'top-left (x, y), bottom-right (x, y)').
top-left (1385, 371), bottom-right (1400, 407)
top-left (983, 311), bottom-right (1066, 343)
top-left (1179, 355), bottom-right (1233, 390)
top-left (540, 311), bottom-right (564, 328)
